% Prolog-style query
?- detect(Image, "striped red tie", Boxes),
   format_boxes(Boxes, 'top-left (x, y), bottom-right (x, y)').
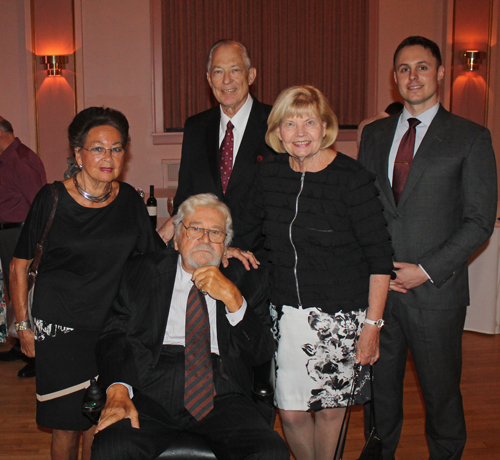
top-left (184, 285), bottom-right (214, 421)
top-left (220, 121), bottom-right (234, 194)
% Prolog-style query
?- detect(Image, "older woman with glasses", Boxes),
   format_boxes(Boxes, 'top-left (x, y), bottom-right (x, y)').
top-left (9, 107), bottom-right (163, 460)
top-left (233, 86), bottom-right (393, 460)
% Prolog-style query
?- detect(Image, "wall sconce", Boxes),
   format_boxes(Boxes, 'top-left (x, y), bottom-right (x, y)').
top-left (461, 50), bottom-right (484, 71)
top-left (40, 55), bottom-right (69, 76)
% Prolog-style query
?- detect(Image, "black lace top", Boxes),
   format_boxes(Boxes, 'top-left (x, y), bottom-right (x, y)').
top-left (14, 181), bottom-right (164, 330)
top-left (233, 153), bottom-right (394, 314)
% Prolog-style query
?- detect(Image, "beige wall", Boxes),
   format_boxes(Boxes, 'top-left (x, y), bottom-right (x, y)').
top-left (75, 0), bottom-right (180, 190)
top-left (33, 0), bottom-right (77, 183)
top-left (374, 0), bottom-right (447, 113)
top-left (0, 1), bottom-right (36, 152)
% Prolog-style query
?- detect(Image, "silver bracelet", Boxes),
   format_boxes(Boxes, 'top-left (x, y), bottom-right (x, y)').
top-left (15, 320), bottom-right (32, 331)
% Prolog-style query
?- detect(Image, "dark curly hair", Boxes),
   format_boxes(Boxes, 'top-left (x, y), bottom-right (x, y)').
top-left (68, 107), bottom-right (130, 150)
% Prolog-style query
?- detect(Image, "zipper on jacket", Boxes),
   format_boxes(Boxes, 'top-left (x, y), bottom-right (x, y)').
top-left (289, 173), bottom-right (305, 308)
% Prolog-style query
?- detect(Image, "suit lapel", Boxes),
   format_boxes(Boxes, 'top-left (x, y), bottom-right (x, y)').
top-left (206, 109), bottom-right (223, 196)
top-left (153, 249), bottom-right (179, 340)
top-left (372, 118), bottom-right (398, 211)
top-left (397, 106), bottom-right (448, 208)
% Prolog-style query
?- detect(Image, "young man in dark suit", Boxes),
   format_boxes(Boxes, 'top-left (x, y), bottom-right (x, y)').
top-left (91, 194), bottom-right (288, 460)
top-left (160, 40), bottom-right (274, 244)
top-left (358, 36), bottom-right (497, 460)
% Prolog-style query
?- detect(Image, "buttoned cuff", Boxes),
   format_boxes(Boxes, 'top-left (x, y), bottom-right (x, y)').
top-left (108, 382), bottom-right (134, 399)
top-left (418, 264), bottom-right (434, 283)
top-left (225, 298), bottom-right (247, 325)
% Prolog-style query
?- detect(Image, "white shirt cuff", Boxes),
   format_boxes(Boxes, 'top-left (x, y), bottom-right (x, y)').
top-left (108, 382), bottom-right (134, 399)
top-left (418, 264), bottom-right (434, 283)
top-left (225, 298), bottom-right (247, 325)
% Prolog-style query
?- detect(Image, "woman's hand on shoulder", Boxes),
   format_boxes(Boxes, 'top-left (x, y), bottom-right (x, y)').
top-left (157, 216), bottom-right (175, 243)
top-left (222, 247), bottom-right (260, 270)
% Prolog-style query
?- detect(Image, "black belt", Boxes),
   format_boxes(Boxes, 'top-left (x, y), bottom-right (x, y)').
top-left (0, 222), bottom-right (24, 230)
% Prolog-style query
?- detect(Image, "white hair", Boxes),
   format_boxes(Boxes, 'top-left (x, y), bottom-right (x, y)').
top-left (206, 39), bottom-right (252, 73)
top-left (173, 193), bottom-right (233, 247)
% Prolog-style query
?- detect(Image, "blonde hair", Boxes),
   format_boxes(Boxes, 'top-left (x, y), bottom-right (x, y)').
top-left (266, 85), bottom-right (339, 153)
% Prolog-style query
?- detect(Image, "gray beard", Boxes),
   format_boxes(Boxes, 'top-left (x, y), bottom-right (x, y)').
top-left (185, 244), bottom-right (221, 269)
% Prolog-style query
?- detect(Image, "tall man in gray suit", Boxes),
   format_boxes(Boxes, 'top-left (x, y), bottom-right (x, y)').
top-left (358, 36), bottom-right (497, 460)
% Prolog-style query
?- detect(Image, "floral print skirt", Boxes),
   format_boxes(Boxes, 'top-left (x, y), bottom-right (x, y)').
top-left (271, 304), bottom-right (370, 412)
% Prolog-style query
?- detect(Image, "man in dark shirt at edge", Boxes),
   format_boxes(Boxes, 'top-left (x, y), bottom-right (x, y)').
top-left (0, 116), bottom-right (46, 378)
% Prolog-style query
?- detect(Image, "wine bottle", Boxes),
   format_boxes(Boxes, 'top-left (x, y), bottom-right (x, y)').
top-left (146, 185), bottom-right (157, 230)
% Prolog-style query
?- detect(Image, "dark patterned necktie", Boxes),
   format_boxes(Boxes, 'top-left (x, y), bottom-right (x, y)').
top-left (184, 285), bottom-right (214, 421)
top-left (220, 121), bottom-right (234, 194)
top-left (392, 118), bottom-right (421, 205)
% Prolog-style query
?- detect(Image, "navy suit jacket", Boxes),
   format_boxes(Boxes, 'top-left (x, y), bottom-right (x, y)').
top-left (358, 105), bottom-right (497, 310)
top-left (96, 248), bottom-right (274, 401)
top-left (173, 97), bottom-right (274, 214)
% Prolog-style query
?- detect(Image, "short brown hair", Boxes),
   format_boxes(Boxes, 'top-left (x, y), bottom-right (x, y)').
top-left (266, 86), bottom-right (338, 153)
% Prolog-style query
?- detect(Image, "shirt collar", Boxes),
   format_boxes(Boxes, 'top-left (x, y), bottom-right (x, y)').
top-left (176, 255), bottom-right (195, 289)
top-left (0, 138), bottom-right (22, 164)
top-left (400, 102), bottom-right (440, 128)
top-left (220, 94), bottom-right (253, 131)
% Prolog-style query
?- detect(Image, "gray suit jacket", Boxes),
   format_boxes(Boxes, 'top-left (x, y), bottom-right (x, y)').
top-left (358, 105), bottom-right (497, 310)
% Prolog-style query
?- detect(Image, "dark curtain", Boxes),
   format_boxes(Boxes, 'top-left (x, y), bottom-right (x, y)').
top-left (162, 0), bottom-right (368, 130)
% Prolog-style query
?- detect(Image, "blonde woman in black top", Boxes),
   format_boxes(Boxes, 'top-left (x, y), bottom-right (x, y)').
top-left (233, 86), bottom-right (393, 460)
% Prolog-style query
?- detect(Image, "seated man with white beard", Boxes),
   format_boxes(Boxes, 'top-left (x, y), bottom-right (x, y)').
top-left (91, 193), bottom-right (288, 460)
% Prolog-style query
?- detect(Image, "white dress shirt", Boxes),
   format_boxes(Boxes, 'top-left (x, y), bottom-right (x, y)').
top-left (163, 256), bottom-right (247, 354)
top-left (388, 102), bottom-right (440, 184)
top-left (219, 94), bottom-right (254, 165)
top-left (388, 102), bottom-right (440, 283)
top-left (111, 256), bottom-right (247, 397)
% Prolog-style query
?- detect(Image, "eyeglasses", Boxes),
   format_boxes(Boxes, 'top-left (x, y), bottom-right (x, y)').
top-left (181, 222), bottom-right (226, 244)
top-left (81, 146), bottom-right (125, 158)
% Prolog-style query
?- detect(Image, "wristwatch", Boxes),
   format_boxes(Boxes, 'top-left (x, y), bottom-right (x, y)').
top-left (15, 320), bottom-right (32, 331)
top-left (364, 318), bottom-right (385, 328)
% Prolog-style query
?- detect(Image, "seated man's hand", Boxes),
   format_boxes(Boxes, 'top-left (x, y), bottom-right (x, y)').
top-left (157, 216), bottom-right (176, 243)
top-left (192, 265), bottom-right (243, 313)
top-left (222, 247), bottom-right (259, 270)
top-left (96, 384), bottom-right (140, 432)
